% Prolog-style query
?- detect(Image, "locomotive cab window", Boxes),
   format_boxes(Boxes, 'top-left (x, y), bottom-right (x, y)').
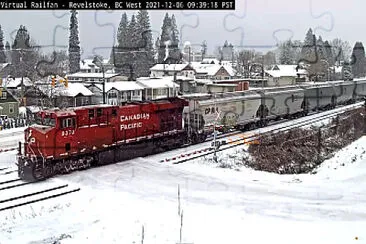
top-left (112, 109), bottom-right (117, 117)
top-left (89, 109), bottom-right (94, 118)
top-left (97, 108), bottom-right (102, 117)
top-left (61, 117), bottom-right (76, 129)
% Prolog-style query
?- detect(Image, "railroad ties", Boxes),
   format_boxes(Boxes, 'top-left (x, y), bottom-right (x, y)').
top-left (0, 168), bottom-right (80, 212)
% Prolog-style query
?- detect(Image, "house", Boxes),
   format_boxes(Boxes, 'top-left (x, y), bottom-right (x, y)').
top-left (149, 63), bottom-right (196, 78)
top-left (36, 79), bottom-right (94, 108)
top-left (136, 77), bottom-right (179, 100)
top-left (66, 72), bottom-right (127, 84)
top-left (105, 81), bottom-right (144, 105)
top-left (193, 64), bottom-right (236, 80)
top-left (0, 76), bottom-right (34, 106)
top-left (0, 87), bottom-right (19, 118)
top-left (53, 83), bottom-right (94, 108)
top-left (84, 83), bottom-right (103, 105)
top-left (265, 65), bottom-right (308, 86)
top-left (79, 59), bottom-right (113, 73)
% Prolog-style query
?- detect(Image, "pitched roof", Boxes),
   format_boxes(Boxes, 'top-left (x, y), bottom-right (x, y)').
top-left (105, 81), bottom-right (144, 92)
top-left (66, 72), bottom-right (120, 79)
top-left (136, 77), bottom-right (179, 89)
top-left (55, 83), bottom-right (94, 97)
top-left (266, 65), bottom-right (307, 78)
top-left (150, 63), bottom-right (191, 72)
top-left (80, 59), bottom-right (110, 70)
top-left (1, 77), bottom-right (32, 88)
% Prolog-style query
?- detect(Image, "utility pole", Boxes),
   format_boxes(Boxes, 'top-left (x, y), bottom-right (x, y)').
top-left (93, 56), bottom-right (106, 104)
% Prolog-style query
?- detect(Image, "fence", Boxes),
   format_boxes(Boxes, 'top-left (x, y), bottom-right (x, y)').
top-left (0, 117), bottom-right (31, 131)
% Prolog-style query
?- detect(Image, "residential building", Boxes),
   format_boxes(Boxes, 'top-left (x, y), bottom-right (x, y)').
top-left (0, 87), bottom-right (19, 118)
top-left (66, 72), bottom-right (127, 83)
top-left (105, 81), bottom-right (144, 105)
top-left (265, 65), bottom-right (308, 86)
top-left (53, 83), bottom-right (94, 108)
top-left (136, 77), bottom-right (179, 100)
top-left (79, 59), bottom-right (113, 73)
top-left (149, 63), bottom-right (196, 78)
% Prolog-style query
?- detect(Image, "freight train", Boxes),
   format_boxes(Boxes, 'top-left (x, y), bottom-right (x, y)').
top-left (17, 79), bottom-right (366, 181)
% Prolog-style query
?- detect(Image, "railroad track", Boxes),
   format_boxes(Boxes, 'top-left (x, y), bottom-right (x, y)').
top-left (0, 184), bottom-right (80, 212)
top-left (0, 169), bottom-right (17, 175)
top-left (0, 173), bottom-right (80, 212)
top-left (163, 102), bottom-right (364, 164)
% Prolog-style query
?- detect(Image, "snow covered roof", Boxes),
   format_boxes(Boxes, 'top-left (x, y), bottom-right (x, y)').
top-left (1, 77), bottom-right (32, 88)
top-left (66, 72), bottom-right (120, 79)
top-left (201, 58), bottom-right (220, 64)
top-left (0, 63), bottom-right (10, 70)
top-left (37, 82), bottom-right (93, 98)
top-left (150, 63), bottom-right (192, 72)
top-left (80, 59), bottom-right (110, 70)
top-left (55, 83), bottom-right (94, 97)
top-left (105, 81), bottom-right (144, 92)
top-left (193, 64), bottom-right (235, 76)
top-left (266, 65), bottom-right (307, 78)
top-left (136, 77), bottom-right (179, 89)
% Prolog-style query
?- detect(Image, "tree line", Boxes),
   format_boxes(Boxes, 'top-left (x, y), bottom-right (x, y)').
top-left (2, 13), bottom-right (366, 81)
top-left (235, 27), bottom-right (366, 80)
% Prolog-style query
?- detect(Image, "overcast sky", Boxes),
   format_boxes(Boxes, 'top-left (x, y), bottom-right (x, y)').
top-left (0, 0), bottom-right (363, 59)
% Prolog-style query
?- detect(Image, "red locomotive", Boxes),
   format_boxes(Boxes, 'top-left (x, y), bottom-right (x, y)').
top-left (17, 98), bottom-right (189, 181)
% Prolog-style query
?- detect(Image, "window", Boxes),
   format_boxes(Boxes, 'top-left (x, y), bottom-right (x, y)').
top-left (112, 109), bottom-right (117, 117)
top-left (61, 118), bottom-right (75, 128)
top-left (89, 109), bottom-right (94, 118)
top-left (291, 95), bottom-right (294, 103)
top-left (9, 104), bottom-right (14, 114)
top-left (1, 91), bottom-right (6, 99)
top-left (97, 108), bottom-right (102, 117)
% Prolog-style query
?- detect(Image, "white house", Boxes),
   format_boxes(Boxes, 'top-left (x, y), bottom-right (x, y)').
top-left (66, 72), bottom-right (127, 83)
top-left (136, 77), bottom-right (179, 100)
top-left (105, 81), bottom-right (144, 105)
top-left (149, 63), bottom-right (196, 78)
top-left (79, 59), bottom-right (112, 73)
top-left (265, 65), bottom-right (308, 86)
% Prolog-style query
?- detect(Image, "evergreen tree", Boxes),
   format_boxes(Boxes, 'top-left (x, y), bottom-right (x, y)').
top-left (300, 28), bottom-right (316, 63)
top-left (169, 14), bottom-right (181, 62)
top-left (117, 12), bottom-right (128, 48)
top-left (154, 37), bottom-right (160, 62)
top-left (201, 40), bottom-right (207, 60)
top-left (136, 10), bottom-right (154, 77)
top-left (112, 12), bottom-right (129, 73)
top-left (127, 14), bottom-right (139, 48)
top-left (11, 25), bottom-right (39, 78)
top-left (0, 25), bottom-right (6, 63)
top-left (5, 41), bottom-right (11, 64)
top-left (351, 42), bottom-right (366, 78)
top-left (68, 10), bottom-right (81, 74)
top-left (279, 40), bottom-right (294, 65)
top-left (323, 40), bottom-right (334, 65)
top-left (158, 13), bottom-right (172, 63)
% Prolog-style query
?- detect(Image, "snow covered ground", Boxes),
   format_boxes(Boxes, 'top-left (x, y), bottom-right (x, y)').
top-left (0, 133), bottom-right (366, 243)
